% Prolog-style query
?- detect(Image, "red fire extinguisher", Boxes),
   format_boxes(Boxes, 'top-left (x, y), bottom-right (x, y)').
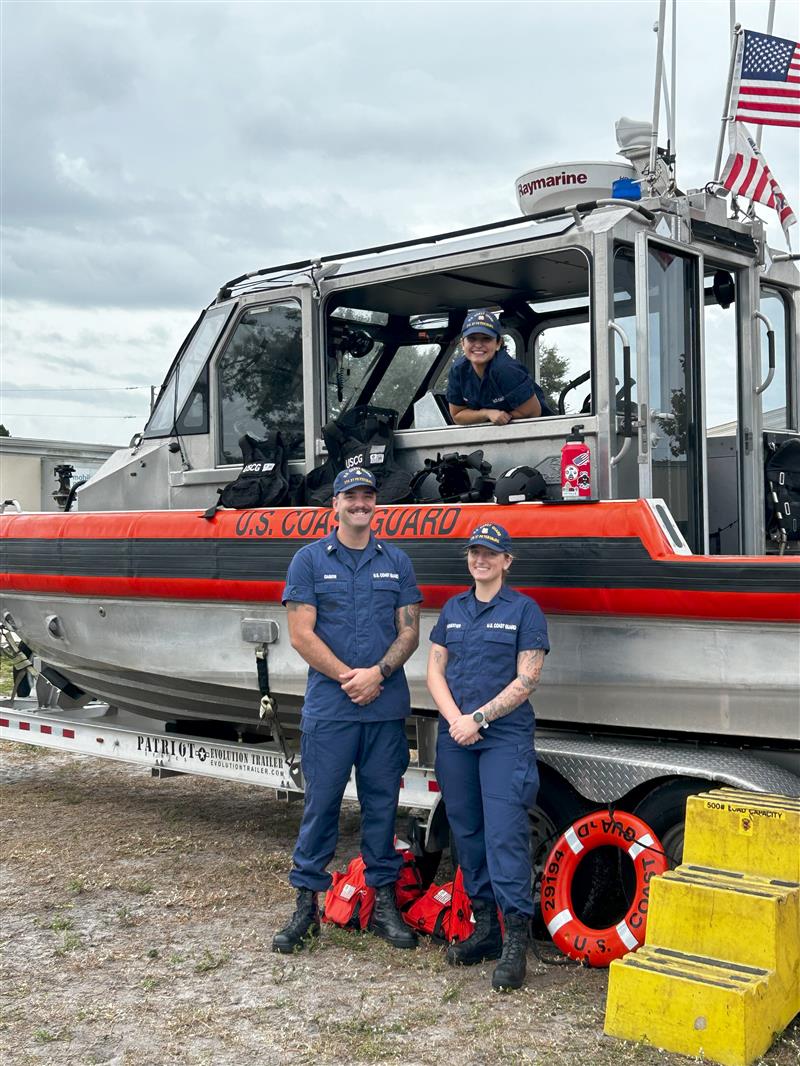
top-left (561, 424), bottom-right (592, 499)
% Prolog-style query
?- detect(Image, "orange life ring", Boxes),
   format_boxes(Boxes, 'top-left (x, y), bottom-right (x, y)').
top-left (541, 809), bottom-right (668, 967)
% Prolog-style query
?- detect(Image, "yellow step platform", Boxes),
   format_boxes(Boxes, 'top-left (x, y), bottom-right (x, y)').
top-left (605, 788), bottom-right (800, 1066)
top-left (682, 788), bottom-right (800, 882)
top-left (605, 945), bottom-right (775, 1066)
top-left (647, 865), bottom-right (800, 1014)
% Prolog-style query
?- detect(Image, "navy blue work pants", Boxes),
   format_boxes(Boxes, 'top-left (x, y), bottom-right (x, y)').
top-left (290, 718), bottom-right (410, 892)
top-left (436, 731), bottom-right (539, 917)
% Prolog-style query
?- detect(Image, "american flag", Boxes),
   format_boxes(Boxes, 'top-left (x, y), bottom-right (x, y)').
top-left (731, 29), bottom-right (800, 128)
top-left (721, 123), bottom-right (797, 241)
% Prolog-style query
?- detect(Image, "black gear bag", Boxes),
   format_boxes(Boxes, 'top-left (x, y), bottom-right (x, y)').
top-left (765, 432), bottom-right (800, 551)
top-left (203, 431), bottom-right (290, 519)
top-left (295, 405), bottom-right (413, 506)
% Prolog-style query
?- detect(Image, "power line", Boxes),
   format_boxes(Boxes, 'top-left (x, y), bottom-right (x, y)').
top-left (1, 385), bottom-right (151, 393)
top-left (9, 413), bottom-right (141, 419)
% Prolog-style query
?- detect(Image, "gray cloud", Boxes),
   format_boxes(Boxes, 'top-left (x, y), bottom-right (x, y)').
top-left (1, 0), bottom-right (797, 444)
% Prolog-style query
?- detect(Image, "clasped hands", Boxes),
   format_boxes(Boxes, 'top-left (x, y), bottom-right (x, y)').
top-left (449, 712), bottom-right (485, 747)
top-left (339, 665), bottom-right (383, 706)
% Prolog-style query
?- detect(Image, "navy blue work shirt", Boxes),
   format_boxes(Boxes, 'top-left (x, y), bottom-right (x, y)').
top-left (430, 586), bottom-right (549, 738)
top-left (446, 347), bottom-right (551, 415)
top-left (282, 529), bottom-right (422, 722)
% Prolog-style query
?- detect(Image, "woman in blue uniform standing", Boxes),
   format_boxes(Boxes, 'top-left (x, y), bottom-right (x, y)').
top-left (447, 309), bottom-right (553, 425)
top-left (427, 523), bottom-right (548, 991)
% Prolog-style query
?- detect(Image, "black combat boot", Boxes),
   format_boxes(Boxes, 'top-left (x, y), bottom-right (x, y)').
top-left (491, 913), bottom-right (529, 991)
top-left (272, 888), bottom-right (320, 953)
top-left (368, 885), bottom-right (418, 949)
top-left (446, 898), bottom-right (503, 966)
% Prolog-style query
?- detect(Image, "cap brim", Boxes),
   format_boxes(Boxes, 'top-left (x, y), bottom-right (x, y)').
top-left (467, 538), bottom-right (506, 552)
top-left (462, 327), bottom-right (500, 338)
top-left (336, 480), bottom-right (377, 493)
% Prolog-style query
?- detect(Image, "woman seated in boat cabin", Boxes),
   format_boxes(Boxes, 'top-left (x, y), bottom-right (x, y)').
top-left (447, 309), bottom-right (553, 426)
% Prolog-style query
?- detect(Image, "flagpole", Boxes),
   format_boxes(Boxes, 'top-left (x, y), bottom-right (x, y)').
top-left (649, 0), bottom-right (668, 185)
top-left (714, 24), bottom-right (742, 182)
top-left (755, 0), bottom-right (776, 149)
top-left (671, 0), bottom-right (677, 186)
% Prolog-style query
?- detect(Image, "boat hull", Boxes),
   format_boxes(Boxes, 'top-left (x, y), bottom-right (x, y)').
top-left (2, 500), bottom-right (798, 744)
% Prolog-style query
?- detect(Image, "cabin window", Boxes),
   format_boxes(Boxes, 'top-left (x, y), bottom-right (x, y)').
top-left (704, 264), bottom-right (741, 554)
top-left (323, 246), bottom-right (592, 427)
top-left (144, 304), bottom-right (231, 438)
top-left (327, 308), bottom-right (387, 420)
top-left (646, 246), bottom-right (702, 550)
top-left (611, 245), bottom-right (638, 499)
top-left (371, 344), bottom-right (442, 414)
top-left (217, 301), bottom-right (304, 464)
top-left (534, 322), bottom-right (591, 415)
top-left (759, 288), bottom-right (792, 430)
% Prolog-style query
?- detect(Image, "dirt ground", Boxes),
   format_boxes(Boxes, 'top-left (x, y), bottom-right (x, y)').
top-left (1, 741), bottom-right (798, 1066)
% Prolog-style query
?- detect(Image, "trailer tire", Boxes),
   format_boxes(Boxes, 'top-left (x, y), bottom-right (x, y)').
top-left (633, 777), bottom-right (709, 868)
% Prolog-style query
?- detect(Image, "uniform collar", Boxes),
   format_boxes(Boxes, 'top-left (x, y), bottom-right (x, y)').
top-left (466, 584), bottom-right (514, 612)
top-left (324, 528), bottom-right (382, 557)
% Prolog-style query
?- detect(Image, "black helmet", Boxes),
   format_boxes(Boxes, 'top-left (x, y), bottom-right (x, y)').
top-left (494, 465), bottom-right (547, 505)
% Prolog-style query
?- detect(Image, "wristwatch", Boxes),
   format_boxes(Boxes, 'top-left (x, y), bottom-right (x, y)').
top-left (378, 661), bottom-right (392, 680)
top-left (472, 710), bottom-right (489, 729)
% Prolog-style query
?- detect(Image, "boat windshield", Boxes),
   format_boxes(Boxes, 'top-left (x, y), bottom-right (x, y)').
top-left (324, 247), bottom-right (592, 427)
top-left (144, 304), bottom-right (232, 438)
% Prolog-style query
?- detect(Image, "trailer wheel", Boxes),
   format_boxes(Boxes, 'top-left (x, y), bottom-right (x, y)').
top-left (633, 777), bottom-right (709, 867)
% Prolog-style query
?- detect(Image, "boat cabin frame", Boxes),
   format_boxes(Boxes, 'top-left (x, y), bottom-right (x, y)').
top-left (86, 191), bottom-right (799, 558)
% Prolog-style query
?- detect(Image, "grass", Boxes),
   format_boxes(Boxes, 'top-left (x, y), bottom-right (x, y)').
top-left (34, 1029), bottom-right (59, 1044)
top-left (0, 654), bottom-right (14, 696)
top-left (194, 949), bottom-right (228, 973)
top-left (127, 878), bottom-right (153, 896)
top-left (53, 931), bottom-right (82, 956)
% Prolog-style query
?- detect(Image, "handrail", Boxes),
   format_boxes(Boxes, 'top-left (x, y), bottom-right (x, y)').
top-left (753, 310), bottom-right (776, 396)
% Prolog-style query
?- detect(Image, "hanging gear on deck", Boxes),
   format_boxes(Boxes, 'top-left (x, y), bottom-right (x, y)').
top-left (765, 433), bottom-right (800, 553)
top-left (410, 450), bottom-right (494, 504)
top-left (203, 431), bottom-right (289, 520)
top-left (296, 405), bottom-right (413, 506)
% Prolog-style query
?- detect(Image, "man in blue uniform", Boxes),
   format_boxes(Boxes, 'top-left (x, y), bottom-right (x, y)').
top-left (447, 309), bottom-right (553, 425)
top-left (273, 466), bottom-right (422, 953)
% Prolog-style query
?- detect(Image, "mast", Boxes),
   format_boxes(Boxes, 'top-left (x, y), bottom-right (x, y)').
top-left (755, 0), bottom-right (776, 149)
top-left (649, 0), bottom-right (668, 189)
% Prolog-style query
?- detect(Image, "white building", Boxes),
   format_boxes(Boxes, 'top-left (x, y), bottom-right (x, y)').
top-left (0, 437), bottom-right (117, 512)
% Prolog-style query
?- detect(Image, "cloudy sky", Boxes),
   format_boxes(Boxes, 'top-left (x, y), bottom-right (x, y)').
top-left (2, 0), bottom-right (798, 446)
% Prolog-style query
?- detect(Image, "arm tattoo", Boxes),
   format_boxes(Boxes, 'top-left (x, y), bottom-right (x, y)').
top-left (380, 603), bottom-right (421, 674)
top-left (483, 649), bottom-right (546, 723)
top-left (286, 601), bottom-right (316, 616)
